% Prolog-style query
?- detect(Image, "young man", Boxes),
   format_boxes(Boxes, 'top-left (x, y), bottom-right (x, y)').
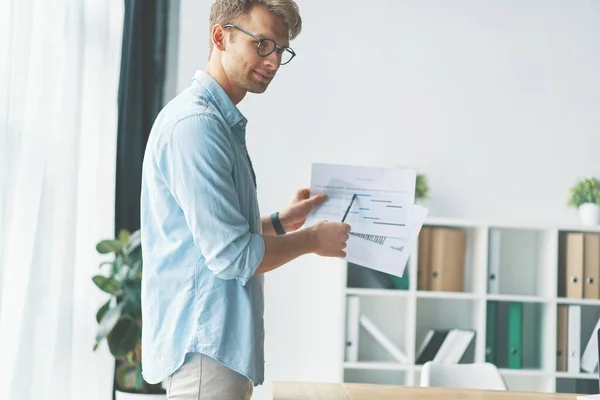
top-left (139, 0), bottom-right (351, 399)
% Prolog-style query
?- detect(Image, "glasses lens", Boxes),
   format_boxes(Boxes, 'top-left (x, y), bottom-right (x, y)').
top-left (257, 39), bottom-right (276, 56)
top-left (280, 49), bottom-right (294, 65)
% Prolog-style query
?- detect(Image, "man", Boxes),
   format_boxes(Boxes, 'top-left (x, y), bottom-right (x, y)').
top-left (139, 0), bottom-right (350, 399)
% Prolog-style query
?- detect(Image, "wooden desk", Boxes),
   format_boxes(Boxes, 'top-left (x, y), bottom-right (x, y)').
top-left (273, 382), bottom-right (581, 400)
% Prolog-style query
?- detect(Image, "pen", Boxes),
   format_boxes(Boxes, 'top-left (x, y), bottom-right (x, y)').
top-left (341, 194), bottom-right (357, 223)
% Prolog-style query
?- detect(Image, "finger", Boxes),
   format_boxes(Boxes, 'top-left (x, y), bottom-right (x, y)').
top-left (304, 193), bottom-right (327, 206)
top-left (344, 234), bottom-right (349, 241)
top-left (343, 223), bottom-right (351, 233)
top-left (298, 188), bottom-right (311, 199)
top-left (338, 250), bottom-right (347, 258)
top-left (342, 241), bottom-right (347, 249)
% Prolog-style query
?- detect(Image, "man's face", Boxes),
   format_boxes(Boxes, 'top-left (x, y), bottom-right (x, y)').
top-left (222, 5), bottom-right (290, 94)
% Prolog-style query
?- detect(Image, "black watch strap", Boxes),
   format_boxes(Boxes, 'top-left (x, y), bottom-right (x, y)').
top-left (270, 212), bottom-right (286, 235)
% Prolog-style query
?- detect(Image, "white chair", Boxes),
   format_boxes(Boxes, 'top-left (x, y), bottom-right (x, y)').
top-left (420, 362), bottom-right (508, 391)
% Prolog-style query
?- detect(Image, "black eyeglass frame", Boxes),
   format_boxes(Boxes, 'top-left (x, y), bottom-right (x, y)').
top-left (223, 23), bottom-right (296, 65)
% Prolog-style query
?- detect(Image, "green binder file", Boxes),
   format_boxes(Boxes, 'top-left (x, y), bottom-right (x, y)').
top-left (486, 301), bottom-right (497, 363)
top-left (508, 302), bottom-right (523, 369)
top-left (389, 273), bottom-right (409, 290)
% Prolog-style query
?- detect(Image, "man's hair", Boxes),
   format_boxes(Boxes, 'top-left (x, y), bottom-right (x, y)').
top-left (208, 0), bottom-right (302, 53)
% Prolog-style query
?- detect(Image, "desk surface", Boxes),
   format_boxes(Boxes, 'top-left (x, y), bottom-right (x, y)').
top-left (273, 382), bottom-right (580, 400)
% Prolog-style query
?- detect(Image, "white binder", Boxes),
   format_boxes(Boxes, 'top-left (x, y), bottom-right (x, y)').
top-left (568, 305), bottom-right (581, 373)
top-left (345, 296), bottom-right (360, 362)
top-left (488, 229), bottom-right (501, 294)
top-left (581, 321), bottom-right (600, 373)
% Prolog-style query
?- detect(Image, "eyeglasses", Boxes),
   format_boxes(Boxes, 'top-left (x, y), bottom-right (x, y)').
top-left (223, 24), bottom-right (296, 65)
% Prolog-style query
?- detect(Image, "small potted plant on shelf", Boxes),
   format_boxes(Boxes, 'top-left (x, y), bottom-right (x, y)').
top-left (416, 173), bottom-right (429, 204)
top-left (93, 229), bottom-right (165, 399)
top-left (567, 177), bottom-right (600, 225)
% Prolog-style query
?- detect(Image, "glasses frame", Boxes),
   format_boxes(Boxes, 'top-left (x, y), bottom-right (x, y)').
top-left (223, 23), bottom-right (296, 65)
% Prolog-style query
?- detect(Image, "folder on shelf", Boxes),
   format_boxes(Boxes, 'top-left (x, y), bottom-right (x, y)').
top-left (387, 272), bottom-right (409, 290)
top-left (433, 329), bottom-right (475, 364)
top-left (494, 302), bottom-right (510, 368)
top-left (568, 304), bottom-right (582, 373)
top-left (417, 227), bottom-right (432, 290)
top-left (486, 301), bottom-right (497, 363)
top-left (508, 302), bottom-right (523, 369)
top-left (565, 233), bottom-right (585, 299)
top-left (359, 314), bottom-right (408, 364)
top-left (581, 317), bottom-right (600, 373)
top-left (416, 329), bottom-right (450, 364)
top-left (347, 263), bottom-right (396, 290)
top-left (556, 305), bottom-right (568, 372)
top-left (429, 227), bottom-right (467, 292)
top-left (416, 328), bottom-right (474, 364)
top-left (488, 229), bottom-right (501, 294)
top-left (345, 296), bottom-right (360, 362)
top-left (584, 233), bottom-right (600, 300)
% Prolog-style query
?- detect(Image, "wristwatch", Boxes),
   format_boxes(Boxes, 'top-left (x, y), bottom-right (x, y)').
top-left (270, 212), bottom-right (286, 236)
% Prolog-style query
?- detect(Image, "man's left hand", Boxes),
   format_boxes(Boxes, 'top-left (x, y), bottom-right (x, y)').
top-left (279, 188), bottom-right (327, 233)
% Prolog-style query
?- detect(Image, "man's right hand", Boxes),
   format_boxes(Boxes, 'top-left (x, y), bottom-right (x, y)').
top-left (308, 221), bottom-right (351, 258)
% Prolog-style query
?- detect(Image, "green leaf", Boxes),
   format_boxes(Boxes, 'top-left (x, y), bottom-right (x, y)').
top-left (96, 300), bottom-right (111, 323)
top-left (92, 275), bottom-right (121, 295)
top-left (118, 230), bottom-right (130, 248)
top-left (122, 283), bottom-right (142, 319)
top-left (125, 244), bottom-right (142, 265)
top-left (114, 264), bottom-right (131, 283)
top-left (95, 302), bottom-right (125, 344)
top-left (128, 230), bottom-right (141, 248)
top-left (568, 177), bottom-right (600, 208)
top-left (99, 261), bottom-right (115, 270)
top-left (107, 317), bottom-right (140, 357)
top-left (128, 260), bottom-right (142, 280)
top-left (96, 239), bottom-right (123, 254)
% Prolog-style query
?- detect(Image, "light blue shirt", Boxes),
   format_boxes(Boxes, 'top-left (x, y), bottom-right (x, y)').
top-left (140, 70), bottom-right (266, 386)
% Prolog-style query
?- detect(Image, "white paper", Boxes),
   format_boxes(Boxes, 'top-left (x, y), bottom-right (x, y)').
top-left (306, 162), bottom-right (428, 278)
top-left (306, 163), bottom-right (416, 237)
top-left (346, 205), bottom-right (428, 277)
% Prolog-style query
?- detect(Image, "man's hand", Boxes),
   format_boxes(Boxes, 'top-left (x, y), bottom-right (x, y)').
top-left (307, 221), bottom-right (351, 258)
top-left (279, 188), bottom-right (327, 233)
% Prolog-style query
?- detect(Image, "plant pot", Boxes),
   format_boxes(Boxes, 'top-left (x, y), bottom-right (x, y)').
top-left (115, 391), bottom-right (166, 400)
top-left (579, 203), bottom-right (600, 226)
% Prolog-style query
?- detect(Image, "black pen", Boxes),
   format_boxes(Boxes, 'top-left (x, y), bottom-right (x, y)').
top-left (341, 194), bottom-right (357, 223)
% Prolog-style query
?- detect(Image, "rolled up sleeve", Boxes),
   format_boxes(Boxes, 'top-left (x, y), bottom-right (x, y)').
top-left (158, 114), bottom-right (264, 286)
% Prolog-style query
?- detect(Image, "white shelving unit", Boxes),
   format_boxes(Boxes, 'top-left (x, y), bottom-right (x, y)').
top-left (341, 217), bottom-right (600, 394)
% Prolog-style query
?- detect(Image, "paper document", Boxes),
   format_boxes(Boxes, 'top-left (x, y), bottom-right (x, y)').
top-left (306, 164), bottom-right (416, 237)
top-left (346, 204), bottom-right (428, 276)
top-left (306, 163), bottom-right (428, 277)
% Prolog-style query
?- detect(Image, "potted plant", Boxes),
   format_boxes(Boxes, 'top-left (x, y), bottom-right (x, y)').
top-left (93, 229), bottom-right (165, 399)
top-left (416, 173), bottom-right (429, 204)
top-left (567, 177), bottom-right (600, 225)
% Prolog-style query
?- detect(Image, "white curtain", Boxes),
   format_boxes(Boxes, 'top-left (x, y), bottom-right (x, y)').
top-left (0, 0), bottom-right (124, 399)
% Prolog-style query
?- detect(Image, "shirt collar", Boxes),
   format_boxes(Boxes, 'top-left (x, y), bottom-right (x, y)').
top-left (191, 70), bottom-right (248, 132)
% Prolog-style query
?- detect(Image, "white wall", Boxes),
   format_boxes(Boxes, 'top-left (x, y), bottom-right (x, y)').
top-left (171, 0), bottom-right (600, 384)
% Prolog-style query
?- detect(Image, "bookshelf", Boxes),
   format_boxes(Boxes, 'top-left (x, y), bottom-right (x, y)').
top-left (341, 217), bottom-right (600, 395)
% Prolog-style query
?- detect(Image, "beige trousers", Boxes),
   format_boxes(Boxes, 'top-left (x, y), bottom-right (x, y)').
top-left (166, 353), bottom-right (253, 400)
